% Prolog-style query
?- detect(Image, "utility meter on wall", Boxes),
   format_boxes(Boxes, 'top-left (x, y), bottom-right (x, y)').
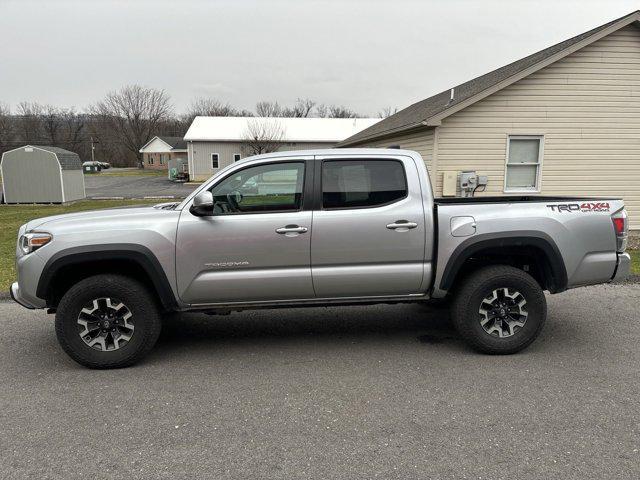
top-left (459, 171), bottom-right (488, 197)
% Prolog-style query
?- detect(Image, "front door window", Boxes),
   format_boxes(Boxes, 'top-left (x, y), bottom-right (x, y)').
top-left (210, 162), bottom-right (305, 214)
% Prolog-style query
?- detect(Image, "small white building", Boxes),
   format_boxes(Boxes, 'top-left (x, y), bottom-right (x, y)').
top-left (138, 136), bottom-right (188, 172)
top-left (1, 145), bottom-right (85, 203)
top-left (183, 116), bottom-right (380, 181)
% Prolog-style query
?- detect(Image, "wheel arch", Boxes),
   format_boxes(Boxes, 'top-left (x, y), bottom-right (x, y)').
top-left (439, 232), bottom-right (568, 294)
top-left (37, 244), bottom-right (178, 311)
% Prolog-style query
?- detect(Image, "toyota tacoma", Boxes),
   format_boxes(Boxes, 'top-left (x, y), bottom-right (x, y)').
top-left (10, 149), bottom-right (631, 368)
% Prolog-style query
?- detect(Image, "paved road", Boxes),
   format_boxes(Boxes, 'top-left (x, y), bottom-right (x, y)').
top-left (1, 284), bottom-right (639, 479)
top-left (84, 173), bottom-right (198, 199)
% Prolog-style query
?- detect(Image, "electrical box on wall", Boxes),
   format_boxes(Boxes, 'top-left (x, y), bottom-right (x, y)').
top-left (459, 171), bottom-right (488, 197)
top-left (442, 171), bottom-right (457, 196)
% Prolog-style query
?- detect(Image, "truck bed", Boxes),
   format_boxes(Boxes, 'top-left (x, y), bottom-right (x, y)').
top-left (431, 195), bottom-right (625, 297)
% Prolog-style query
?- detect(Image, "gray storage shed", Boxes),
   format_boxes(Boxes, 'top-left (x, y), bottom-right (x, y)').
top-left (1, 145), bottom-right (86, 203)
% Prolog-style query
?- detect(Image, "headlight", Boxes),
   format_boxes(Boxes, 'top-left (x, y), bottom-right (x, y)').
top-left (19, 232), bottom-right (52, 255)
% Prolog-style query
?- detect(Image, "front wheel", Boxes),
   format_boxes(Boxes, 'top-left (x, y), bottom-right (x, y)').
top-left (451, 265), bottom-right (547, 354)
top-left (55, 274), bottom-right (162, 368)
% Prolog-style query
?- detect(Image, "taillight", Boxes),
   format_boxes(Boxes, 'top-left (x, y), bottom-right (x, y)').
top-left (611, 209), bottom-right (628, 252)
top-left (612, 217), bottom-right (625, 235)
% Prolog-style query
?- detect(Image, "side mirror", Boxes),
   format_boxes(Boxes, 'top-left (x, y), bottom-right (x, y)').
top-left (189, 191), bottom-right (214, 217)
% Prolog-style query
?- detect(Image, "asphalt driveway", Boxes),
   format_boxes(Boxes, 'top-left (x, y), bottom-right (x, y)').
top-left (1, 283), bottom-right (639, 479)
top-left (84, 172), bottom-right (198, 199)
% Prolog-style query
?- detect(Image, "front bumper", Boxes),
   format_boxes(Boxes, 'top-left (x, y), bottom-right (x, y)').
top-left (611, 252), bottom-right (631, 283)
top-left (10, 282), bottom-right (37, 309)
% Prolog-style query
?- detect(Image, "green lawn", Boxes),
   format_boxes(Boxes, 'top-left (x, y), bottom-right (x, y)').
top-left (631, 250), bottom-right (640, 276)
top-left (0, 199), bottom-right (159, 291)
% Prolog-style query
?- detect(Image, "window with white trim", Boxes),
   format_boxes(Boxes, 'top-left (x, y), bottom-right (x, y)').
top-left (233, 153), bottom-right (241, 162)
top-left (211, 153), bottom-right (219, 169)
top-left (504, 135), bottom-right (543, 192)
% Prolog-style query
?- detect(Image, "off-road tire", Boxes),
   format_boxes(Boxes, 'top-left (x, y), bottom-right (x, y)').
top-left (451, 265), bottom-right (546, 354)
top-left (55, 274), bottom-right (162, 368)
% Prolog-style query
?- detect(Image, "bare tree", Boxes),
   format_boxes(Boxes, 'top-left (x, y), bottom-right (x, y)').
top-left (16, 101), bottom-right (43, 143)
top-left (181, 97), bottom-right (251, 124)
top-left (378, 106), bottom-right (398, 118)
top-left (42, 105), bottom-right (63, 146)
top-left (315, 103), bottom-right (329, 118)
top-left (60, 108), bottom-right (86, 152)
top-left (255, 101), bottom-right (282, 117)
top-left (314, 104), bottom-right (360, 118)
top-left (281, 98), bottom-right (316, 117)
top-left (242, 118), bottom-right (285, 155)
top-left (257, 98), bottom-right (316, 118)
top-left (0, 103), bottom-right (14, 154)
top-left (328, 105), bottom-right (358, 118)
top-left (90, 85), bottom-right (173, 168)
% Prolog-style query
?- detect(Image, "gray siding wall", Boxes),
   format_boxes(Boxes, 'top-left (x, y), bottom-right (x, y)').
top-left (188, 141), bottom-right (335, 181)
top-left (1, 148), bottom-right (63, 203)
top-left (61, 170), bottom-right (86, 201)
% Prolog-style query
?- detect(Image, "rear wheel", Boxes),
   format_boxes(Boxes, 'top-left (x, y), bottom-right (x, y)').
top-left (451, 265), bottom-right (546, 354)
top-left (55, 274), bottom-right (162, 368)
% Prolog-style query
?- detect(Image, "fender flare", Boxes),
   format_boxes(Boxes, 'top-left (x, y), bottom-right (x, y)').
top-left (439, 231), bottom-right (568, 293)
top-left (36, 244), bottom-right (178, 311)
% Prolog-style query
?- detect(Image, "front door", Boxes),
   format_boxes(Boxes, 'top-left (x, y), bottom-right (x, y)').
top-left (311, 156), bottom-right (427, 298)
top-left (176, 159), bottom-right (314, 304)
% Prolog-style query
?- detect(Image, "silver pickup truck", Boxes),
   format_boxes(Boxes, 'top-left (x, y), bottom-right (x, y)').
top-left (10, 149), bottom-right (630, 368)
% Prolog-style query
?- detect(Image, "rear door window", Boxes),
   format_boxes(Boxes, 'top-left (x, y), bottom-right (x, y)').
top-left (322, 160), bottom-right (407, 209)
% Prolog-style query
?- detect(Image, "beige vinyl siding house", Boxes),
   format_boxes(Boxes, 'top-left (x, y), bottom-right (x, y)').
top-left (340, 11), bottom-right (640, 230)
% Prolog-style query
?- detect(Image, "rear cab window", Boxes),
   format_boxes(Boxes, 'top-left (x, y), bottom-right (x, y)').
top-left (321, 159), bottom-right (407, 209)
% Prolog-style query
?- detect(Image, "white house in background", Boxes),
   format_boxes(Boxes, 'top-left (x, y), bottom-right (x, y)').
top-left (183, 116), bottom-right (380, 181)
top-left (138, 136), bottom-right (188, 171)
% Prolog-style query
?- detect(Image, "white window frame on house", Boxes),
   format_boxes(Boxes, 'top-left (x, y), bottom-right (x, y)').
top-left (233, 153), bottom-right (241, 162)
top-left (504, 135), bottom-right (544, 193)
top-left (159, 154), bottom-right (165, 165)
top-left (211, 153), bottom-right (220, 169)
top-left (148, 154), bottom-right (154, 165)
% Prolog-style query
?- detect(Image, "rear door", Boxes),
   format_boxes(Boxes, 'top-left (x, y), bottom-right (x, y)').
top-left (311, 155), bottom-right (427, 298)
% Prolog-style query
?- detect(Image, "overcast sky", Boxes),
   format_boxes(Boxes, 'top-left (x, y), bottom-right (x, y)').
top-left (1, 0), bottom-right (639, 116)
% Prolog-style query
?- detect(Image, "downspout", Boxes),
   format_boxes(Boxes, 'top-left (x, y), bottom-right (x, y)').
top-left (432, 126), bottom-right (440, 196)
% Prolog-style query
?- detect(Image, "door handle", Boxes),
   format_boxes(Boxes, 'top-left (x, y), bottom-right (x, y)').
top-left (386, 220), bottom-right (418, 231)
top-left (276, 225), bottom-right (308, 234)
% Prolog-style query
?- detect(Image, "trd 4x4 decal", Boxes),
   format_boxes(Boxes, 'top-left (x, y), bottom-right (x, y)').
top-left (547, 202), bottom-right (610, 213)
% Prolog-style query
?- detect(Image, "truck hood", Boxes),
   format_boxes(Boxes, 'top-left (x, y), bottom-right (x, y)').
top-left (24, 205), bottom-right (176, 232)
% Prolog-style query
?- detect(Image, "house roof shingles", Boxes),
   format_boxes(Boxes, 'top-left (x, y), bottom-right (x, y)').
top-left (340, 10), bottom-right (640, 146)
top-left (157, 136), bottom-right (187, 150)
